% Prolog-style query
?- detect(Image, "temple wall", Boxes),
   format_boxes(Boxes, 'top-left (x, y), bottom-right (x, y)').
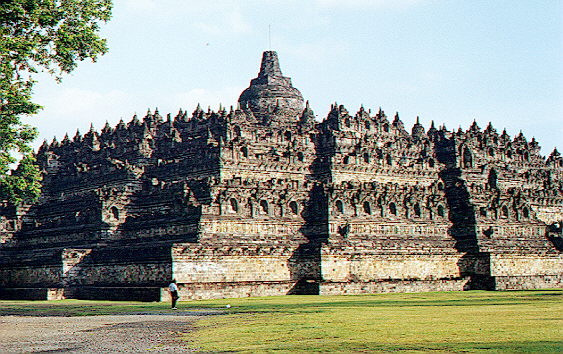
top-left (0, 246), bottom-right (171, 301)
top-left (0, 248), bottom-right (63, 288)
top-left (319, 278), bottom-right (471, 295)
top-left (172, 244), bottom-right (318, 284)
top-left (68, 262), bottom-right (171, 286)
top-left (0, 287), bottom-right (67, 300)
top-left (198, 220), bottom-right (305, 244)
top-left (170, 244), bottom-right (493, 299)
top-left (321, 249), bottom-right (465, 282)
top-left (489, 253), bottom-right (562, 277)
top-left (171, 243), bottom-right (320, 299)
top-left (72, 286), bottom-right (163, 301)
top-left (331, 170), bottom-right (437, 186)
top-left (489, 253), bottom-right (563, 290)
top-left (119, 223), bottom-right (199, 240)
top-left (220, 168), bottom-right (310, 182)
top-left (493, 275), bottom-right (562, 290)
top-left (0, 265), bottom-right (62, 288)
top-left (171, 281), bottom-right (298, 301)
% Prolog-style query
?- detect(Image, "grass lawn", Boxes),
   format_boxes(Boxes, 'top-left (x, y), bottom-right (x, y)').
top-left (0, 290), bottom-right (561, 352)
top-left (184, 290), bottom-right (562, 352)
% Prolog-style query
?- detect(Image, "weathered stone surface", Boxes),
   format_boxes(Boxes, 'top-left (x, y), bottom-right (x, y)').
top-left (0, 51), bottom-right (561, 301)
top-left (239, 51), bottom-right (304, 120)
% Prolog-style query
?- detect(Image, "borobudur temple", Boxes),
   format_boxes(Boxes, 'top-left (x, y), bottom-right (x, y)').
top-left (0, 51), bottom-right (561, 301)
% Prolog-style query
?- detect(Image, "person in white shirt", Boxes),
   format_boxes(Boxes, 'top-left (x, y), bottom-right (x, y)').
top-left (168, 279), bottom-right (179, 309)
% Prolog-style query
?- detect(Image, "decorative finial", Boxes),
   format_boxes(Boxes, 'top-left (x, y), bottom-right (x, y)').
top-left (258, 50), bottom-right (282, 77)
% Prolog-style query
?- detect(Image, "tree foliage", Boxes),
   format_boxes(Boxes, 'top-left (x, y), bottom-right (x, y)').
top-left (0, 0), bottom-right (112, 204)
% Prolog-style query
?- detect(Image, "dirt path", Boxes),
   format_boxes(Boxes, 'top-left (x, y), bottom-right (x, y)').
top-left (0, 312), bottom-right (209, 353)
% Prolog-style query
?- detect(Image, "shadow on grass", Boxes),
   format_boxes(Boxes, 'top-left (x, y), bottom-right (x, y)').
top-left (0, 303), bottom-right (194, 317)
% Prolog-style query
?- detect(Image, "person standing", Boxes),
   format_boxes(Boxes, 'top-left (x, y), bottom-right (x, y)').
top-left (169, 279), bottom-right (179, 309)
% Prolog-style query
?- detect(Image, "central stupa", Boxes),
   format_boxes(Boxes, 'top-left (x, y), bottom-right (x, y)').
top-left (238, 51), bottom-right (304, 118)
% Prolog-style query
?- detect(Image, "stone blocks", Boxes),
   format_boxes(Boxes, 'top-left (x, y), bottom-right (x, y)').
top-left (0, 51), bottom-right (561, 301)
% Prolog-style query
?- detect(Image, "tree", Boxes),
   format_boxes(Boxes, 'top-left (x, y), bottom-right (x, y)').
top-left (0, 0), bottom-right (112, 204)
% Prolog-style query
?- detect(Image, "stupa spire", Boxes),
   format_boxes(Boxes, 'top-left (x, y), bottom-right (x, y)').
top-left (258, 51), bottom-right (283, 78)
top-left (238, 51), bottom-right (304, 119)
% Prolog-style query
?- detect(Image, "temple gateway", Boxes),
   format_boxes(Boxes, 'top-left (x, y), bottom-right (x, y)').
top-left (1, 51), bottom-right (561, 301)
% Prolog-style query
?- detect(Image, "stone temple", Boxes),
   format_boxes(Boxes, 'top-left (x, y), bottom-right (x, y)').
top-left (0, 51), bottom-right (562, 301)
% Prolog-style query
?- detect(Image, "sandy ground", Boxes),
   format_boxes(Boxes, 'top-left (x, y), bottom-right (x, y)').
top-left (0, 312), bottom-right (209, 353)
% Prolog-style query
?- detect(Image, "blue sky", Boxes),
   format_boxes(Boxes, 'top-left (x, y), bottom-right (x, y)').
top-left (31, 0), bottom-right (562, 154)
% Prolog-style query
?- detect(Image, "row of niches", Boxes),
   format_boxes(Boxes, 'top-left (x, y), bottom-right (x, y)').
top-left (222, 177), bottom-right (307, 189)
top-left (527, 195), bottom-right (563, 206)
top-left (466, 183), bottom-right (562, 204)
top-left (219, 197), bottom-right (449, 221)
top-left (332, 180), bottom-right (445, 192)
top-left (231, 146), bottom-right (439, 168)
top-left (458, 145), bottom-right (543, 168)
top-left (331, 200), bottom-right (448, 220)
top-left (518, 170), bottom-right (563, 188)
top-left (229, 125), bottom-right (314, 145)
top-left (338, 152), bottom-right (437, 168)
top-left (324, 106), bottom-right (409, 134)
top-left (341, 117), bottom-right (397, 134)
top-left (478, 205), bottom-right (533, 221)
top-left (221, 198), bottom-right (302, 218)
top-left (234, 145), bottom-right (308, 162)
